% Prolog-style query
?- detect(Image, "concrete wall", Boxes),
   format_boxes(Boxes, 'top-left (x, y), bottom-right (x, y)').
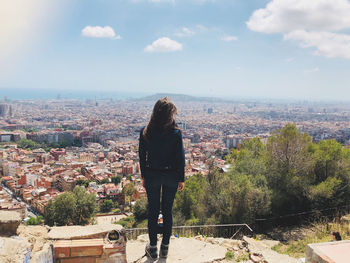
top-left (306, 240), bottom-right (350, 263)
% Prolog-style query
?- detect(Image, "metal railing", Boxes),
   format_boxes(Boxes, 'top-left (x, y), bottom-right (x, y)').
top-left (125, 223), bottom-right (253, 240)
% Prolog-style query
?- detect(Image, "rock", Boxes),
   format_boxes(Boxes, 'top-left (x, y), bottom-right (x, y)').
top-left (32, 243), bottom-right (53, 263)
top-left (250, 252), bottom-right (265, 263)
top-left (0, 211), bottom-right (21, 236)
top-left (17, 225), bottom-right (51, 261)
top-left (232, 245), bottom-right (240, 251)
top-left (213, 237), bottom-right (225, 245)
top-left (243, 236), bottom-right (299, 263)
top-left (206, 237), bottom-right (215, 244)
top-left (136, 234), bottom-right (148, 242)
top-left (0, 236), bottom-right (30, 263)
top-left (194, 235), bottom-right (203, 240)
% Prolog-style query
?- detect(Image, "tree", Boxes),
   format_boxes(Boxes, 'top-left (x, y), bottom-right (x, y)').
top-left (44, 200), bottom-right (56, 226)
top-left (309, 139), bottom-right (350, 208)
top-left (101, 199), bottom-right (114, 213)
top-left (122, 183), bottom-right (136, 198)
top-left (133, 197), bottom-right (148, 221)
top-left (233, 137), bottom-right (267, 179)
top-left (100, 178), bottom-right (110, 184)
top-left (225, 148), bottom-right (238, 164)
top-left (126, 175), bottom-right (132, 181)
top-left (76, 179), bottom-right (90, 188)
top-left (313, 139), bottom-right (343, 182)
top-left (267, 124), bottom-right (313, 178)
top-left (73, 186), bottom-right (97, 225)
top-left (51, 192), bottom-right (76, 226)
top-left (111, 175), bottom-right (122, 185)
top-left (266, 124), bottom-right (314, 214)
top-left (122, 183), bottom-right (136, 208)
top-left (173, 173), bottom-right (206, 223)
top-left (44, 186), bottom-right (97, 226)
top-left (17, 139), bottom-right (37, 149)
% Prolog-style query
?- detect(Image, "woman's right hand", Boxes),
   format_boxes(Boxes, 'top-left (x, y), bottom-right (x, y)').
top-left (178, 182), bottom-right (185, 191)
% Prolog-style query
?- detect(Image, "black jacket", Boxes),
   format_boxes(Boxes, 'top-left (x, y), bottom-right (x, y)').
top-left (138, 126), bottom-right (185, 182)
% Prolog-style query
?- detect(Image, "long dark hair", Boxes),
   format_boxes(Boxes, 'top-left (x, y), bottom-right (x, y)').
top-left (142, 97), bottom-right (179, 141)
top-left (331, 231), bottom-right (342, 241)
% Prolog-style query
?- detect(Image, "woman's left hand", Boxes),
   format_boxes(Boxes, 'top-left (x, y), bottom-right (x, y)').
top-left (178, 182), bottom-right (185, 191)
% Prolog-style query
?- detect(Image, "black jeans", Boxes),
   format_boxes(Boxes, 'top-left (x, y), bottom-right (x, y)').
top-left (145, 173), bottom-right (178, 246)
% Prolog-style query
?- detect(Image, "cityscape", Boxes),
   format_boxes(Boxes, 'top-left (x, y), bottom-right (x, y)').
top-left (1, 94), bottom-right (350, 223)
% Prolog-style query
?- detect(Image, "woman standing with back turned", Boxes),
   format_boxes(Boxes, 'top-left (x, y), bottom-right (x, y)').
top-left (139, 97), bottom-right (185, 260)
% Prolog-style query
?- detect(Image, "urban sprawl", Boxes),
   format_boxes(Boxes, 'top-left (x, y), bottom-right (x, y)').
top-left (1, 97), bottom-right (350, 221)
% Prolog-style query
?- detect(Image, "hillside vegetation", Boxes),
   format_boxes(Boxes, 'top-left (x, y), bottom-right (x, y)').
top-left (172, 123), bottom-right (350, 226)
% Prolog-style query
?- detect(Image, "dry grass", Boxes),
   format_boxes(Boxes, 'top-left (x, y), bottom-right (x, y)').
top-left (272, 219), bottom-right (350, 258)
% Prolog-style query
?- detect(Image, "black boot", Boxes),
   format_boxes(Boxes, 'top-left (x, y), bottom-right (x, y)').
top-left (145, 243), bottom-right (158, 260)
top-left (159, 243), bottom-right (169, 258)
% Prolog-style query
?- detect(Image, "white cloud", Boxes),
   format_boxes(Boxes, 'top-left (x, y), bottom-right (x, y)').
top-left (246, 0), bottom-right (350, 59)
top-left (284, 30), bottom-right (350, 59)
top-left (304, 67), bottom-right (320, 73)
top-left (144, 37), bottom-right (183, 52)
top-left (285, 57), bottom-right (294, 62)
top-left (221, 35), bottom-right (238, 42)
top-left (247, 0), bottom-right (350, 33)
top-left (82, 26), bottom-right (121, 39)
top-left (174, 25), bottom-right (208, 38)
top-left (175, 27), bottom-right (195, 37)
top-left (195, 24), bottom-right (208, 32)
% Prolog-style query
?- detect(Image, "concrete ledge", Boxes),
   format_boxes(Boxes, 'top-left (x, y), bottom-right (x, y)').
top-left (306, 240), bottom-right (350, 263)
top-left (0, 211), bottom-right (21, 236)
top-left (48, 223), bottom-right (124, 239)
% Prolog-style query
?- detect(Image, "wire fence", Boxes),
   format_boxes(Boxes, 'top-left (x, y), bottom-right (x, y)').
top-left (125, 223), bottom-right (253, 240)
top-left (254, 204), bottom-right (350, 233)
top-left (125, 205), bottom-right (350, 240)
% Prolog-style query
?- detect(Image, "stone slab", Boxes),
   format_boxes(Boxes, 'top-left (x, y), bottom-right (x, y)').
top-left (48, 223), bottom-right (123, 239)
top-left (126, 237), bottom-right (227, 263)
top-left (306, 240), bottom-right (350, 263)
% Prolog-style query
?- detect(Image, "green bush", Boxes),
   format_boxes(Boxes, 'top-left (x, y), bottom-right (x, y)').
top-left (101, 200), bottom-right (114, 213)
top-left (25, 216), bottom-right (43, 225)
top-left (133, 198), bottom-right (148, 221)
top-left (115, 216), bottom-right (136, 228)
top-left (225, 251), bottom-right (235, 261)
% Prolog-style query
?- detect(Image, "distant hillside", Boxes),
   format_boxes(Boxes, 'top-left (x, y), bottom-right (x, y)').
top-left (138, 93), bottom-right (225, 102)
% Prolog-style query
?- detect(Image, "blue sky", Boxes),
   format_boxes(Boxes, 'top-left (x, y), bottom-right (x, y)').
top-left (1, 0), bottom-right (350, 101)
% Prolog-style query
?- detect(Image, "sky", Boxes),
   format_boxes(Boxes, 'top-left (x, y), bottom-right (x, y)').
top-left (1, 0), bottom-right (350, 101)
